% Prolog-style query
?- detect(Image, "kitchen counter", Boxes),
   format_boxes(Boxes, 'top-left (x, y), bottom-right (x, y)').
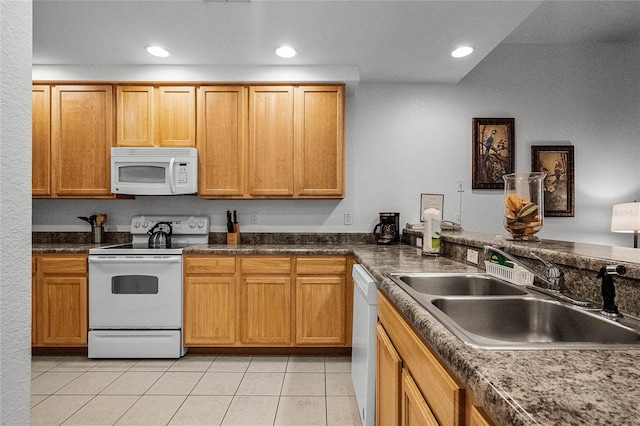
top-left (33, 237), bottom-right (640, 425)
top-left (32, 243), bottom-right (105, 254)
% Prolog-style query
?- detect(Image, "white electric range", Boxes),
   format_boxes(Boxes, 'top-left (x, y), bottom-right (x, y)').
top-left (88, 215), bottom-right (209, 358)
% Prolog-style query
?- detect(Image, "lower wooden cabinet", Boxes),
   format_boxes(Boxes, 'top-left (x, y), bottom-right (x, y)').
top-left (183, 254), bottom-right (352, 348)
top-left (184, 275), bottom-right (236, 345)
top-left (376, 322), bottom-right (402, 426)
top-left (238, 256), bottom-right (292, 345)
top-left (295, 257), bottom-right (350, 345)
top-left (402, 369), bottom-right (439, 426)
top-left (32, 255), bottom-right (88, 347)
top-left (184, 256), bottom-right (237, 346)
top-left (240, 275), bottom-right (292, 345)
top-left (468, 405), bottom-right (494, 426)
top-left (377, 291), bottom-right (495, 426)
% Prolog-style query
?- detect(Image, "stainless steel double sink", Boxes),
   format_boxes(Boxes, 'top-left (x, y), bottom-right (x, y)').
top-left (387, 272), bottom-right (640, 350)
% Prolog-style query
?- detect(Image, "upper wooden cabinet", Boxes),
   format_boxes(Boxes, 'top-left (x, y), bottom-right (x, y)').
top-left (116, 85), bottom-right (195, 147)
top-left (198, 84), bottom-right (345, 199)
top-left (32, 85), bottom-right (51, 197)
top-left (116, 86), bottom-right (153, 147)
top-left (248, 86), bottom-right (296, 197)
top-left (50, 85), bottom-right (114, 198)
top-left (34, 82), bottom-right (344, 199)
top-left (294, 85), bottom-right (345, 198)
top-left (197, 86), bottom-right (247, 197)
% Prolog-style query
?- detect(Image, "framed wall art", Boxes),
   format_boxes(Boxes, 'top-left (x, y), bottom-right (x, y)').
top-left (472, 118), bottom-right (515, 189)
top-left (531, 145), bottom-right (575, 217)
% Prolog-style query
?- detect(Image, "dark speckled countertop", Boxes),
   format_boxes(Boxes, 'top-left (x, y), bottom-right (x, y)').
top-left (33, 236), bottom-right (640, 425)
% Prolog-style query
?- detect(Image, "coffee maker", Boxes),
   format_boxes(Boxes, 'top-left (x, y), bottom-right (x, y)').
top-left (373, 212), bottom-right (400, 245)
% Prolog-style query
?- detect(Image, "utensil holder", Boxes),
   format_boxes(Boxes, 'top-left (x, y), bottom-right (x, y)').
top-left (93, 226), bottom-right (104, 244)
top-left (226, 232), bottom-right (240, 245)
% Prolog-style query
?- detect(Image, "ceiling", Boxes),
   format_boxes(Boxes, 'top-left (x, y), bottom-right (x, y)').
top-left (33, 1), bottom-right (640, 84)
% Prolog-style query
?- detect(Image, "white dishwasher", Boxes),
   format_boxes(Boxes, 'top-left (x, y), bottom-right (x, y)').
top-left (351, 264), bottom-right (378, 426)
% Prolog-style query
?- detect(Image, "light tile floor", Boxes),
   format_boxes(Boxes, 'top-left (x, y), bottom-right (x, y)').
top-left (31, 355), bottom-right (362, 426)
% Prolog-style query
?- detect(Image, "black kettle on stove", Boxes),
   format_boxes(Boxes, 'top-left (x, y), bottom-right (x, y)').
top-left (148, 222), bottom-right (173, 248)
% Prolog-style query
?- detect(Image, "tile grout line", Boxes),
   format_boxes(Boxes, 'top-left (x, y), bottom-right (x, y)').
top-left (219, 355), bottom-right (253, 426)
top-left (164, 356), bottom-right (215, 426)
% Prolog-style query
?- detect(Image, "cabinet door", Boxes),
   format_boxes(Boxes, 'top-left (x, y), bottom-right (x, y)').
top-left (239, 276), bottom-right (291, 345)
top-left (32, 85), bottom-right (51, 197)
top-left (295, 276), bottom-right (346, 345)
top-left (469, 406), bottom-right (494, 426)
top-left (248, 86), bottom-right (295, 197)
top-left (51, 85), bottom-right (113, 198)
top-left (197, 86), bottom-right (247, 197)
top-left (294, 85), bottom-right (345, 198)
top-left (157, 86), bottom-right (195, 147)
top-left (401, 369), bottom-right (439, 426)
top-left (378, 292), bottom-right (465, 425)
top-left (116, 86), bottom-right (154, 147)
top-left (376, 322), bottom-right (402, 426)
top-left (39, 275), bottom-right (88, 346)
top-left (184, 275), bottom-right (236, 345)
top-left (32, 257), bottom-right (37, 345)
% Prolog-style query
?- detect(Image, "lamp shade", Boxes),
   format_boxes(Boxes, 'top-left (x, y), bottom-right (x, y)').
top-left (611, 202), bottom-right (640, 232)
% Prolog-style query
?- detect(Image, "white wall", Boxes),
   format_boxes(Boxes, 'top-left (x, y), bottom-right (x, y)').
top-left (1, 1), bottom-right (32, 424)
top-left (33, 42), bottom-right (640, 246)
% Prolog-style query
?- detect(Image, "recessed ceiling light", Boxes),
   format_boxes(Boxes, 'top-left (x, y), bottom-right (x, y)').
top-left (451, 46), bottom-right (474, 58)
top-left (275, 46), bottom-right (297, 59)
top-left (145, 45), bottom-right (170, 58)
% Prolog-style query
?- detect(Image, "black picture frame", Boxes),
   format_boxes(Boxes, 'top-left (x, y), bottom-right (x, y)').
top-left (472, 118), bottom-right (515, 189)
top-left (531, 145), bottom-right (575, 217)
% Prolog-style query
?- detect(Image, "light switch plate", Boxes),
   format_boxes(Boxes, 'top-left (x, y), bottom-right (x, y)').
top-left (466, 248), bottom-right (479, 264)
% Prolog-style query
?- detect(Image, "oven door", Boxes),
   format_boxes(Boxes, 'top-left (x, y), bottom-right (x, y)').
top-left (88, 255), bottom-right (183, 328)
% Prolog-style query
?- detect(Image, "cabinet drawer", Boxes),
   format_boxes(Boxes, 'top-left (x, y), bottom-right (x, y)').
top-left (185, 256), bottom-right (236, 274)
top-left (39, 256), bottom-right (87, 274)
top-left (378, 292), bottom-right (464, 426)
top-left (240, 257), bottom-right (291, 274)
top-left (296, 256), bottom-right (346, 275)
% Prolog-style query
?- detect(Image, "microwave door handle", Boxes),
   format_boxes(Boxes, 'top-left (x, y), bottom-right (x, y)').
top-left (168, 157), bottom-right (176, 194)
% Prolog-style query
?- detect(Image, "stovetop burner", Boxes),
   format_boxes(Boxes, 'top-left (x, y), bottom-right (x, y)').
top-left (100, 243), bottom-right (195, 250)
top-left (89, 215), bottom-right (209, 256)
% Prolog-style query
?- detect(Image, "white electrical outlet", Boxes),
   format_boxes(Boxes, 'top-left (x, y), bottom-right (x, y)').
top-left (344, 213), bottom-right (353, 225)
top-left (466, 248), bottom-right (479, 264)
top-left (249, 212), bottom-right (258, 224)
top-left (457, 179), bottom-right (464, 192)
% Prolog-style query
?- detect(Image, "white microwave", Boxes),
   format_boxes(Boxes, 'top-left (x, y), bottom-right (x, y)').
top-left (111, 147), bottom-right (198, 195)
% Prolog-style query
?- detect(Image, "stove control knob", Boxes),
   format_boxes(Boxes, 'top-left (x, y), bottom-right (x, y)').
top-left (142, 221), bottom-right (148, 229)
top-left (198, 222), bottom-right (205, 228)
top-left (189, 221), bottom-right (196, 228)
top-left (133, 221), bottom-right (140, 228)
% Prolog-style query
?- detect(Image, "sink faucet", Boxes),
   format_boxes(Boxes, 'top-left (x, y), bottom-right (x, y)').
top-left (597, 265), bottom-right (626, 318)
top-left (483, 245), bottom-right (565, 292)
